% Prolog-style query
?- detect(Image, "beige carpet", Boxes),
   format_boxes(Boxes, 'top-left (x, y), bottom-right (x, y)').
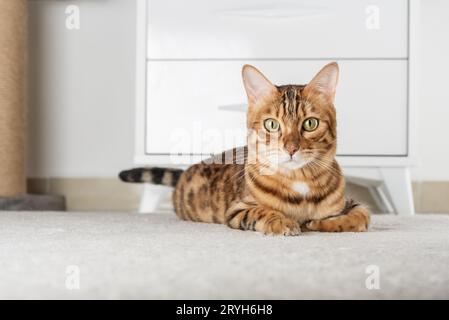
top-left (0, 211), bottom-right (448, 299)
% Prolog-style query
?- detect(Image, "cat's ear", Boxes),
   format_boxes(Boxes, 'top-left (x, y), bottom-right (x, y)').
top-left (242, 65), bottom-right (277, 105)
top-left (304, 62), bottom-right (339, 103)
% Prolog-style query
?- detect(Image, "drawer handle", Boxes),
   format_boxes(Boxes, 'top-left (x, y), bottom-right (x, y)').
top-left (218, 103), bottom-right (247, 112)
top-left (218, 5), bottom-right (333, 20)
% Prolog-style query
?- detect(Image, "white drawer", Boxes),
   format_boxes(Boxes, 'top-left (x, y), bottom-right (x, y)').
top-left (145, 60), bottom-right (407, 156)
top-left (147, 0), bottom-right (408, 59)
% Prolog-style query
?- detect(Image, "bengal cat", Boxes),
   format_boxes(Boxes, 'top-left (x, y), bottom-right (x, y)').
top-left (120, 63), bottom-right (370, 235)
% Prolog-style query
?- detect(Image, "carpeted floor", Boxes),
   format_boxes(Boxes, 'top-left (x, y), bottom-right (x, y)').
top-left (0, 211), bottom-right (448, 299)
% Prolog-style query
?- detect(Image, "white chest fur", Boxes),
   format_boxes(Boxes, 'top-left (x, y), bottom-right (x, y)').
top-left (291, 182), bottom-right (310, 196)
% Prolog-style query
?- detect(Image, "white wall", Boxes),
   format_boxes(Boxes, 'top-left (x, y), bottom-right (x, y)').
top-left (28, 0), bottom-right (136, 178)
top-left (27, 0), bottom-right (449, 180)
top-left (411, 0), bottom-right (449, 181)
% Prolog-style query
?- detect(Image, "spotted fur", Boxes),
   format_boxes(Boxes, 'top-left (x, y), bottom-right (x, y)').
top-left (120, 63), bottom-right (370, 235)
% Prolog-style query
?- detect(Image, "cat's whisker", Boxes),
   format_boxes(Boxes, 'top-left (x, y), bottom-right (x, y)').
top-left (308, 159), bottom-right (342, 177)
top-left (223, 167), bottom-right (246, 184)
top-left (222, 158), bottom-right (273, 184)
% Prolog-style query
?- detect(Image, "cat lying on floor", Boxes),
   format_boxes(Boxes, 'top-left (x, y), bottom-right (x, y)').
top-left (120, 63), bottom-right (370, 236)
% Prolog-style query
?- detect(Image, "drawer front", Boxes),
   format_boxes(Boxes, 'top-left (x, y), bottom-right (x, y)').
top-left (147, 0), bottom-right (408, 59)
top-left (145, 60), bottom-right (407, 157)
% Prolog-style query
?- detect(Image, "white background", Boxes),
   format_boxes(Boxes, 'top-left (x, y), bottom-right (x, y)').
top-left (27, 0), bottom-right (448, 181)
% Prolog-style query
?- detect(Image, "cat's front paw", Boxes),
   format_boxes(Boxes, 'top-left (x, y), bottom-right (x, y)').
top-left (263, 216), bottom-right (301, 236)
top-left (305, 216), bottom-right (368, 232)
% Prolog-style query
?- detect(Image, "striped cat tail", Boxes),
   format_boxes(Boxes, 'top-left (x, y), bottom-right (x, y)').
top-left (119, 167), bottom-right (183, 187)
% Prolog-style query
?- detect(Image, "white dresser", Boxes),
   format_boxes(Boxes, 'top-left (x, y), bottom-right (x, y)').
top-left (135, 0), bottom-right (420, 215)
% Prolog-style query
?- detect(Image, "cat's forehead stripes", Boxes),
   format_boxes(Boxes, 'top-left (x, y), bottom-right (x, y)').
top-left (284, 87), bottom-right (297, 115)
top-left (276, 85), bottom-right (305, 121)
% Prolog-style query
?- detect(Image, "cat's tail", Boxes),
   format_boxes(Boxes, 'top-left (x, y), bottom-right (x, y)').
top-left (118, 167), bottom-right (183, 187)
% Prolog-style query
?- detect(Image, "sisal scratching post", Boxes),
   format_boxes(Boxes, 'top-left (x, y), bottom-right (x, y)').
top-left (0, 0), bottom-right (26, 196)
top-left (0, 0), bottom-right (65, 210)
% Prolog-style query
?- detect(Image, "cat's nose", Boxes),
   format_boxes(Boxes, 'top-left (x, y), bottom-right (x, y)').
top-left (285, 144), bottom-right (299, 156)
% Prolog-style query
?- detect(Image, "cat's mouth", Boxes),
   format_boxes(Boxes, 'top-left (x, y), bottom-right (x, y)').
top-left (263, 151), bottom-right (312, 172)
top-left (278, 158), bottom-right (309, 171)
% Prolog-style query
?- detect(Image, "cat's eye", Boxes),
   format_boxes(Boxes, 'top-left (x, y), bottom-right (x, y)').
top-left (302, 118), bottom-right (319, 132)
top-left (263, 118), bottom-right (280, 132)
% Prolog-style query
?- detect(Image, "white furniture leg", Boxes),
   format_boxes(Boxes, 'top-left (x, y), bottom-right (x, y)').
top-left (368, 186), bottom-right (394, 214)
top-left (138, 184), bottom-right (170, 214)
top-left (380, 167), bottom-right (415, 215)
